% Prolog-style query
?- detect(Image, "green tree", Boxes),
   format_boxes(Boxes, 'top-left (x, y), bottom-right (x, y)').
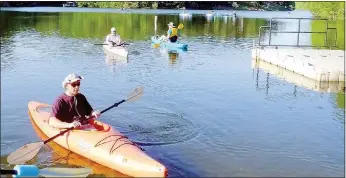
top-left (295, 2), bottom-right (345, 49)
top-left (295, 2), bottom-right (344, 20)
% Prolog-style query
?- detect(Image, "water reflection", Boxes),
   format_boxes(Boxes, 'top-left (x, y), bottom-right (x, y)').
top-left (168, 51), bottom-right (179, 65)
top-left (103, 48), bottom-right (128, 64)
top-left (252, 58), bottom-right (345, 112)
top-left (103, 49), bottom-right (128, 73)
top-left (0, 11), bottom-right (270, 40)
top-left (0, 43), bottom-right (17, 71)
top-left (157, 48), bottom-right (181, 65)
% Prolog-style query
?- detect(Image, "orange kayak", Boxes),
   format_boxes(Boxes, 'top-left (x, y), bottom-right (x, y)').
top-left (29, 113), bottom-right (129, 177)
top-left (28, 101), bottom-right (168, 177)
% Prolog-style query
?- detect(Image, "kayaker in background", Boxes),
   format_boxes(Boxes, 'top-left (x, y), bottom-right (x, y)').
top-left (158, 22), bottom-right (180, 43)
top-left (166, 22), bottom-right (180, 43)
top-left (106, 27), bottom-right (122, 47)
top-left (48, 73), bottom-right (101, 129)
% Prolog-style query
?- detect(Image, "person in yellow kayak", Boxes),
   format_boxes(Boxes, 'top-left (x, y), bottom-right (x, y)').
top-left (48, 73), bottom-right (101, 129)
top-left (106, 27), bottom-right (122, 47)
top-left (158, 22), bottom-right (181, 43)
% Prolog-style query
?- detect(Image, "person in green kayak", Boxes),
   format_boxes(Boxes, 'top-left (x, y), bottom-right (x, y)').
top-left (158, 22), bottom-right (181, 43)
top-left (48, 73), bottom-right (101, 129)
top-left (106, 27), bottom-right (122, 47)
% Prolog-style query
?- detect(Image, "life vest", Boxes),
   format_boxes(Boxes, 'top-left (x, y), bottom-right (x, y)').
top-left (171, 28), bottom-right (178, 37)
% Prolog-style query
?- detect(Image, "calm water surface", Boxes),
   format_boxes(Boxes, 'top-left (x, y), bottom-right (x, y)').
top-left (0, 8), bottom-right (344, 177)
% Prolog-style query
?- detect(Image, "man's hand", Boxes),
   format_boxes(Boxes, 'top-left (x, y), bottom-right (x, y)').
top-left (68, 120), bottom-right (81, 128)
top-left (91, 110), bottom-right (101, 119)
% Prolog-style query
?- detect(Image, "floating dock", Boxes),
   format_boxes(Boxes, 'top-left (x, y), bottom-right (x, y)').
top-left (251, 48), bottom-right (345, 82)
top-left (253, 17), bottom-right (345, 83)
top-left (251, 58), bottom-right (345, 93)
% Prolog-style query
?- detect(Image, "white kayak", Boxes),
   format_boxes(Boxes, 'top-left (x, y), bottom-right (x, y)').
top-left (103, 42), bottom-right (129, 59)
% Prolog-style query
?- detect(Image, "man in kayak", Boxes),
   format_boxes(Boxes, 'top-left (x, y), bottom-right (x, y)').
top-left (158, 22), bottom-right (181, 43)
top-left (106, 27), bottom-right (122, 47)
top-left (48, 73), bottom-right (101, 129)
top-left (167, 22), bottom-right (180, 43)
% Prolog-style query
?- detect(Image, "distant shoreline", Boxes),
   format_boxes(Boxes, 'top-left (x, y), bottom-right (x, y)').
top-left (0, 7), bottom-right (311, 19)
top-left (0, 6), bottom-right (293, 12)
top-left (0, 1), bottom-right (295, 11)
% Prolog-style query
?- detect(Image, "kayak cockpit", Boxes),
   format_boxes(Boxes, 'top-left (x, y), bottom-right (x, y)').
top-left (70, 120), bottom-right (111, 133)
top-left (32, 103), bottom-right (111, 133)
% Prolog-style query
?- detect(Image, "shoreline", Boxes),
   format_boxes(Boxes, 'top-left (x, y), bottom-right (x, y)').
top-left (0, 7), bottom-right (310, 17)
top-left (0, 6), bottom-right (293, 11)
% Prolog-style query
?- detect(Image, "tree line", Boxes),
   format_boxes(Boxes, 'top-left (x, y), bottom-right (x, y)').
top-left (1, 1), bottom-right (344, 20)
top-left (1, 1), bottom-right (295, 11)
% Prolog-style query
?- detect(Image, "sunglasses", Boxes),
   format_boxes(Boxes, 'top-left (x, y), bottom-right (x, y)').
top-left (70, 82), bottom-right (80, 87)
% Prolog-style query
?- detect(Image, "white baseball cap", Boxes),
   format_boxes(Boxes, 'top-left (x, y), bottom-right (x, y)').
top-left (167, 22), bottom-right (175, 27)
top-left (62, 73), bottom-right (83, 89)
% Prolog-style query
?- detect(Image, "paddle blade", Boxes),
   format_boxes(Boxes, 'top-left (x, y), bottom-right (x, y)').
top-left (82, 43), bottom-right (95, 47)
top-left (153, 43), bottom-right (160, 48)
top-left (126, 86), bottom-right (144, 102)
top-left (7, 142), bottom-right (44, 165)
top-left (39, 167), bottom-right (92, 177)
top-left (178, 23), bottom-right (184, 29)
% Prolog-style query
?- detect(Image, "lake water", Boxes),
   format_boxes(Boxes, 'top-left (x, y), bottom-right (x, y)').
top-left (0, 7), bottom-right (344, 177)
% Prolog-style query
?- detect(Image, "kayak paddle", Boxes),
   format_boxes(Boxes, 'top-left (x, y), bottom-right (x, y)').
top-left (1, 165), bottom-right (92, 177)
top-left (94, 43), bottom-right (130, 46)
top-left (82, 42), bottom-right (129, 47)
top-left (94, 41), bottom-right (129, 46)
top-left (178, 23), bottom-right (184, 30)
top-left (7, 86), bottom-right (144, 165)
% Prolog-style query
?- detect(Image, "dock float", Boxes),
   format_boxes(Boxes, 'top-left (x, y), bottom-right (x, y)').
top-left (251, 58), bottom-right (345, 93)
top-left (251, 48), bottom-right (345, 82)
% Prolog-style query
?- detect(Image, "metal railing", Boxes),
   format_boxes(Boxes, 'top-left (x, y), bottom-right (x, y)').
top-left (257, 17), bottom-right (337, 48)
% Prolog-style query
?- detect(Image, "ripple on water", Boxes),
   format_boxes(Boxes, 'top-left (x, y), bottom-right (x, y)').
top-left (120, 107), bottom-right (201, 146)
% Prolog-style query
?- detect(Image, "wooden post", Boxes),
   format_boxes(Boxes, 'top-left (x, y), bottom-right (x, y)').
top-left (155, 16), bottom-right (157, 36)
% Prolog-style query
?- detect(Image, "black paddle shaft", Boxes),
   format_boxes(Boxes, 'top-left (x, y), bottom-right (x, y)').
top-left (101, 100), bottom-right (125, 114)
top-left (0, 169), bottom-right (17, 175)
top-left (94, 42), bottom-right (128, 46)
top-left (43, 99), bottom-right (126, 144)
